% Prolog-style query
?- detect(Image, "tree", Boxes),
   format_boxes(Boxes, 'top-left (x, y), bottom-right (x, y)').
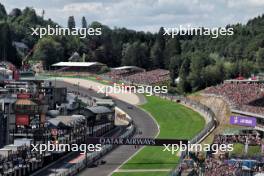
top-left (0, 3), bottom-right (7, 20)
top-left (149, 27), bottom-right (166, 68)
top-left (68, 16), bottom-right (75, 29)
top-left (188, 52), bottom-right (210, 91)
top-left (164, 37), bottom-right (181, 68)
top-left (150, 40), bottom-right (163, 68)
top-left (22, 7), bottom-right (38, 24)
top-left (257, 48), bottom-right (264, 71)
top-left (121, 43), bottom-right (132, 65)
top-left (9, 8), bottom-right (22, 18)
top-left (94, 44), bottom-right (114, 66)
top-left (32, 37), bottom-right (64, 69)
top-left (0, 22), bottom-right (19, 66)
top-left (1, 2), bottom-right (264, 94)
top-left (121, 41), bottom-right (149, 68)
top-left (178, 58), bottom-right (191, 93)
top-left (157, 27), bottom-right (166, 50)
top-left (201, 63), bottom-right (224, 87)
top-left (81, 16), bottom-right (87, 28)
top-left (169, 55), bottom-right (182, 85)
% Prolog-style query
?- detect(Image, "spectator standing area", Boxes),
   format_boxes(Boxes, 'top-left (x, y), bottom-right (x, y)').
top-left (105, 66), bottom-right (145, 81)
top-left (104, 67), bottom-right (170, 85)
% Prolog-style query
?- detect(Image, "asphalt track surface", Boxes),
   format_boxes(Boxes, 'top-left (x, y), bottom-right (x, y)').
top-left (34, 80), bottom-right (159, 176)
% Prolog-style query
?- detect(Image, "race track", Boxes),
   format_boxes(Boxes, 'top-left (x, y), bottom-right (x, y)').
top-left (53, 79), bottom-right (159, 176)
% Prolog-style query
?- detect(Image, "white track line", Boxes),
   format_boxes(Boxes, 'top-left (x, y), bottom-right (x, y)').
top-left (108, 106), bottom-right (160, 176)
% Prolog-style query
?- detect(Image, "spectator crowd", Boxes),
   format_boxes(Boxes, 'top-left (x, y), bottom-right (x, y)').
top-left (213, 133), bottom-right (262, 146)
top-left (105, 68), bottom-right (170, 85)
top-left (105, 69), bottom-right (131, 80)
top-left (205, 157), bottom-right (241, 176)
top-left (179, 129), bottom-right (263, 176)
top-left (204, 83), bottom-right (264, 115)
top-left (125, 69), bottom-right (170, 85)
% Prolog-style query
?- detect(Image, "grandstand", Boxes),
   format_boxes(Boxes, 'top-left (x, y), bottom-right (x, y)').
top-left (104, 66), bottom-right (170, 85)
top-left (105, 66), bottom-right (145, 81)
top-left (203, 82), bottom-right (264, 130)
top-left (204, 82), bottom-right (264, 115)
top-left (125, 69), bottom-right (170, 85)
top-left (179, 80), bottom-right (264, 176)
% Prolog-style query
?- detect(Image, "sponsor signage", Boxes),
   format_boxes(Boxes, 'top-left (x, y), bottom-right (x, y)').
top-left (230, 116), bottom-right (256, 127)
top-left (16, 115), bottom-right (29, 126)
top-left (17, 93), bottom-right (31, 99)
top-left (87, 137), bottom-right (188, 146)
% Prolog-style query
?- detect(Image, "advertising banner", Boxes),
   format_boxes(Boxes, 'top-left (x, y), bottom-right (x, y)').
top-left (17, 93), bottom-right (31, 99)
top-left (230, 116), bottom-right (256, 127)
top-left (16, 115), bottom-right (30, 126)
top-left (86, 137), bottom-right (188, 146)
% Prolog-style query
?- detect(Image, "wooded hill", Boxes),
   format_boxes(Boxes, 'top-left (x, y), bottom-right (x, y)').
top-left (0, 3), bottom-right (263, 92)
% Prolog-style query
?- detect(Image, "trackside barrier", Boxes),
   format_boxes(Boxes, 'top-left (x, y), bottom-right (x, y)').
top-left (153, 93), bottom-right (217, 176)
top-left (53, 124), bottom-right (136, 176)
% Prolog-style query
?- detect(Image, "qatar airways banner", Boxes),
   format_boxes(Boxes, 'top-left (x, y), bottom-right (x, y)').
top-left (86, 137), bottom-right (188, 146)
top-left (230, 116), bottom-right (256, 127)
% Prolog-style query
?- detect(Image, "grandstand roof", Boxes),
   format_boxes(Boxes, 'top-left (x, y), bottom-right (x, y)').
top-left (48, 115), bottom-right (85, 128)
top-left (86, 106), bottom-right (112, 114)
top-left (112, 66), bottom-right (144, 71)
top-left (52, 62), bottom-right (105, 67)
top-left (15, 99), bottom-right (37, 106)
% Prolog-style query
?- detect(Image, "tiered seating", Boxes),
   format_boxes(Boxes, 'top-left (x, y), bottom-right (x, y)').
top-left (125, 69), bottom-right (170, 85)
top-left (204, 83), bottom-right (264, 115)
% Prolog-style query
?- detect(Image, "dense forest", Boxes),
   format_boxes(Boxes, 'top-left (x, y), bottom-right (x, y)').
top-left (0, 3), bottom-right (264, 92)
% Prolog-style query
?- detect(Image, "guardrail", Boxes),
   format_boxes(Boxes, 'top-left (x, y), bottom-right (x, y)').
top-left (153, 93), bottom-right (217, 176)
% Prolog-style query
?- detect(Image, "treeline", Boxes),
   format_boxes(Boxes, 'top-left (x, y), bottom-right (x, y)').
top-left (0, 3), bottom-right (264, 93)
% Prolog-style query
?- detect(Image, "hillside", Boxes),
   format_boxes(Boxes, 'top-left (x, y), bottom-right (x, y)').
top-left (0, 2), bottom-right (263, 92)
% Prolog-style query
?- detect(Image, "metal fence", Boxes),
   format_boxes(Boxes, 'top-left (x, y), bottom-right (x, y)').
top-left (153, 93), bottom-right (217, 176)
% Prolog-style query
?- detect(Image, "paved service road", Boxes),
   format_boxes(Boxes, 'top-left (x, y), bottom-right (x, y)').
top-left (53, 80), bottom-right (159, 176)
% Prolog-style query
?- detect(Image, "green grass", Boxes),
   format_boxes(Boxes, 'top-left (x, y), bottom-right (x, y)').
top-left (112, 96), bottom-right (205, 175)
top-left (121, 146), bottom-right (180, 169)
top-left (231, 143), bottom-right (261, 157)
top-left (141, 96), bottom-right (205, 139)
top-left (112, 172), bottom-right (169, 176)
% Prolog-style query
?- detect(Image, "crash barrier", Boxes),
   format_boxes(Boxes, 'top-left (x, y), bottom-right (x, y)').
top-left (152, 93), bottom-right (217, 176)
top-left (53, 124), bottom-right (136, 176)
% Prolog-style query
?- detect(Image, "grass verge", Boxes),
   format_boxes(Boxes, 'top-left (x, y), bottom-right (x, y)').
top-left (231, 143), bottom-right (261, 157)
top-left (112, 95), bottom-right (205, 175)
